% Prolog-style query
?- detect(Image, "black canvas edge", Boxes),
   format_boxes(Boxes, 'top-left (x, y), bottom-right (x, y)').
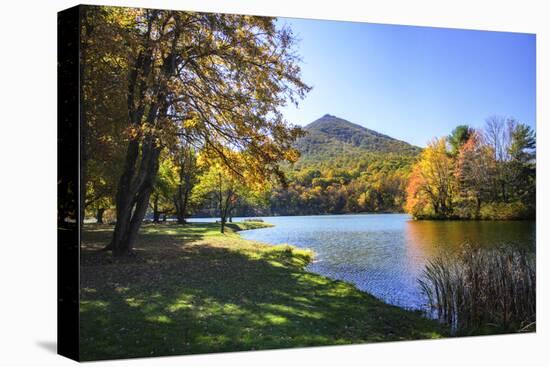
top-left (58, 4), bottom-right (82, 362)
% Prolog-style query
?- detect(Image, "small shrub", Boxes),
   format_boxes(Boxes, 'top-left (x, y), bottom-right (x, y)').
top-left (269, 244), bottom-right (314, 266)
top-left (281, 245), bottom-right (293, 257)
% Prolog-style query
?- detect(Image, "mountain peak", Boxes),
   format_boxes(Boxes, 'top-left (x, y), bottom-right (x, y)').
top-left (307, 114), bottom-right (373, 132)
top-left (297, 115), bottom-right (420, 156)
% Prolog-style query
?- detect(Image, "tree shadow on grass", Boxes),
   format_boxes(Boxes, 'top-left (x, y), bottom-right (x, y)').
top-left (79, 224), bottom-right (446, 361)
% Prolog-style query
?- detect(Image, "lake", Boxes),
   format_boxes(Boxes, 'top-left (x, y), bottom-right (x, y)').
top-left (190, 214), bottom-right (536, 311)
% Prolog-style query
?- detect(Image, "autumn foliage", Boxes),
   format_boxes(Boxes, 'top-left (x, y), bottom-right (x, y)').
top-left (406, 118), bottom-right (535, 219)
top-left (80, 6), bottom-right (311, 253)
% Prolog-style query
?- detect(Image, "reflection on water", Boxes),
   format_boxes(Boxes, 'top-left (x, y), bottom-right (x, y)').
top-left (405, 220), bottom-right (535, 254)
top-left (194, 214), bottom-right (536, 310)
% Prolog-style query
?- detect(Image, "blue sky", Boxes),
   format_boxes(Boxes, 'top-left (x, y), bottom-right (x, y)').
top-left (278, 18), bottom-right (536, 147)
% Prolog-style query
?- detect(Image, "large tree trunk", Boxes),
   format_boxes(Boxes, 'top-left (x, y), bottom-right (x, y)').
top-left (110, 74), bottom-right (166, 256)
top-left (111, 141), bottom-right (160, 256)
top-left (110, 100), bottom-right (162, 255)
top-left (109, 13), bottom-right (178, 255)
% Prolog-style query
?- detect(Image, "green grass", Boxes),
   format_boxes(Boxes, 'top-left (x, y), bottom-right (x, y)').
top-left (80, 221), bottom-right (447, 361)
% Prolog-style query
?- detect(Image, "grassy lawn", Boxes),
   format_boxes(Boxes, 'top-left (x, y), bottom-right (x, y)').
top-left (80, 222), bottom-right (447, 361)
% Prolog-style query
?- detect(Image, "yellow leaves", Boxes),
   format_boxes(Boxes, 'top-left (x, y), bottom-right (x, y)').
top-left (122, 122), bottom-right (165, 145)
top-left (405, 137), bottom-right (454, 217)
top-left (124, 126), bottom-right (140, 140)
top-left (105, 7), bottom-right (141, 29)
top-left (157, 153), bottom-right (180, 186)
top-left (284, 148), bottom-right (300, 164)
top-left (183, 117), bottom-right (201, 130)
top-left (139, 122), bottom-right (156, 135)
top-left (195, 149), bottom-right (272, 207)
top-left (100, 54), bottom-right (128, 69)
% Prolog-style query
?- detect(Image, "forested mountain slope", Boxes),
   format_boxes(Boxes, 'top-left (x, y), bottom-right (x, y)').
top-left (295, 114), bottom-right (420, 164)
top-left (263, 115), bottom-right (422, 215)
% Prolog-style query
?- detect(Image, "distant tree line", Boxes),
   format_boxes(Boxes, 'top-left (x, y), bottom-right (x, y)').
top-left (264, 153), bottom-right (413, 215)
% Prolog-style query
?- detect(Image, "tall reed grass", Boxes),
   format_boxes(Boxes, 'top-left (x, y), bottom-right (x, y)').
top-left (419, 245), bottom-right (535, 334)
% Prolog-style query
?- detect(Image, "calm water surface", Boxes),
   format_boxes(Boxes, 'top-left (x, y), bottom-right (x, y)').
top-left (191, 214), bottom-right (535, 310)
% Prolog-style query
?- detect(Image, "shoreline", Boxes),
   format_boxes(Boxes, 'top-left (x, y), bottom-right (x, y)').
top-left (235, 221), bottom-right (431, 314)
top-left (188, 212), bottom-right (535, 222)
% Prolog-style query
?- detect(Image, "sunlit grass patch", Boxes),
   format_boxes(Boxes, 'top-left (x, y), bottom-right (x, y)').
top-left (125, 297), bottom-right (144, 308)
top-left (167, 294), bottom-right (195, 312)
top-left (80, 300), bottom-right (109, 311)
top-left (145, 315), bottom-right (172, 324)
